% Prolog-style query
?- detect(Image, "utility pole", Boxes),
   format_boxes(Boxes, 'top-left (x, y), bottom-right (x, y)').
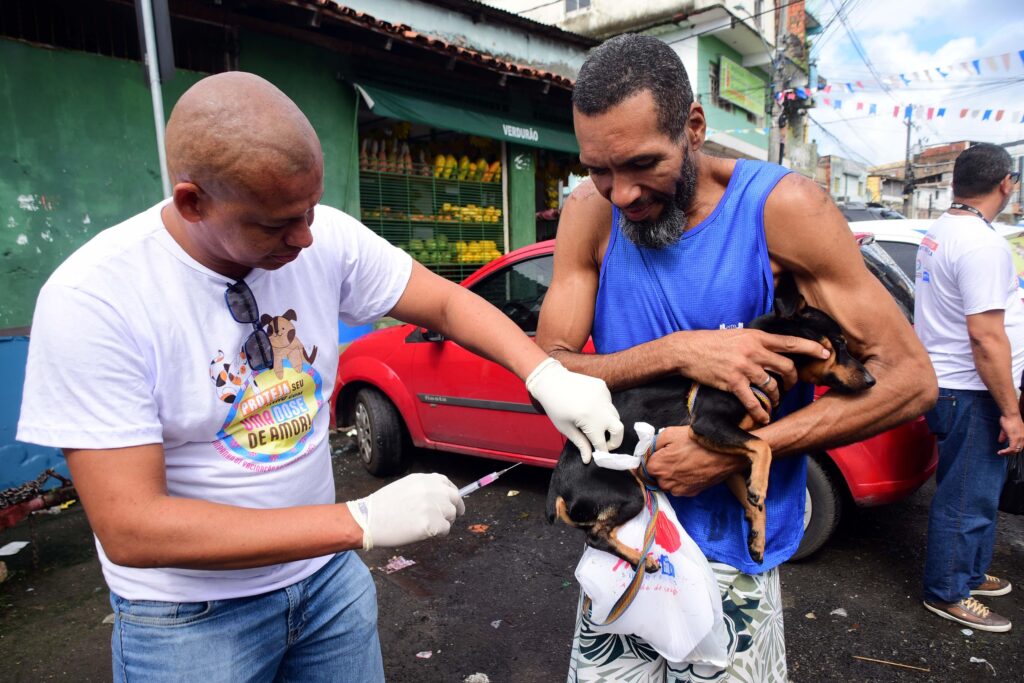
top-left (768, 3), bottom-right (788, 165)
top-left (902, 116), bottom-right (914, 217)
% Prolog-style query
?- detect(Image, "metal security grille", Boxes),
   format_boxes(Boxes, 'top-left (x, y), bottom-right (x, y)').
top-left (359, 164), bottom-right (504, 283)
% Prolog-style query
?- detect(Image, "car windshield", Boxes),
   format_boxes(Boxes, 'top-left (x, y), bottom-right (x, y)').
top-left (469, 255), bottom-right (553, 334)
top-left (860, 239), bottom-right (915, 322)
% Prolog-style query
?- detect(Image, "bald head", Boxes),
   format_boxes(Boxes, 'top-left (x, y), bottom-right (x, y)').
top-left (165, 72), bottom-right (322, 198)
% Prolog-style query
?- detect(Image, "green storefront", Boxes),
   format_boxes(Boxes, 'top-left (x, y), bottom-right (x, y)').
top-left (350, 81), bottom-right (580, 283)
top-left (0, 1), bottom-right (582, 332)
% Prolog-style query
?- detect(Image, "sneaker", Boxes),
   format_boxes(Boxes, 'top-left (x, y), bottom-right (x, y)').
top-left (923, 597), bottom-right (1012, 633)
top-left (971, 574), bottom-right (1012, 597)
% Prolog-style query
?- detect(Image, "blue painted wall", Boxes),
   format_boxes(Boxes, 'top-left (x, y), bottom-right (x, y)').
top-left (0, 337), bottom-right (67, 490)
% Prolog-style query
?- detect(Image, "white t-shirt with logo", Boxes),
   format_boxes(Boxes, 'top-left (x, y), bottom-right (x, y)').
top-left (914, 211), bottom-right (1024, 389)
top-left (17, 202), bottom-right (412, 602)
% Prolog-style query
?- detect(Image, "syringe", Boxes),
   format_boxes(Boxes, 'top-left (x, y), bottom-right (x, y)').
top-left (458, 463), bottom-right (521, 497)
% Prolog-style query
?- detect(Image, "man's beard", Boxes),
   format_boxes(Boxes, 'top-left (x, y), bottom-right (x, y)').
top-left (618, 152), bottom-right (698, 250)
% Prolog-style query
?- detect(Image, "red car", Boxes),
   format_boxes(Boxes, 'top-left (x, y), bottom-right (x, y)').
top-left (333, 239), bottom-right (936, 560)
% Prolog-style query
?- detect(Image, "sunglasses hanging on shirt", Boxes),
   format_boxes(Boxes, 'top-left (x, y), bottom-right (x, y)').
top-left (224, 280), bottom-right (275, 372)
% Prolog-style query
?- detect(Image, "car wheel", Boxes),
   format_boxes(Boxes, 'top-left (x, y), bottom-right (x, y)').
top-left (791, 457), bottom-right (844, 561)
top-left (352, 388), bottom-right (408, 477)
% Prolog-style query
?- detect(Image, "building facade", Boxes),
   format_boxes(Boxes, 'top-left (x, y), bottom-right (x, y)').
top-left (817, 155), bottom-right (868, 204)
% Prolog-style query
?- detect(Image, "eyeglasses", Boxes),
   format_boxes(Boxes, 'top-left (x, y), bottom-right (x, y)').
top-left (224, 280), bottom-right (274, 372)
top-left (1010, 171), bottom-right (1021, 184)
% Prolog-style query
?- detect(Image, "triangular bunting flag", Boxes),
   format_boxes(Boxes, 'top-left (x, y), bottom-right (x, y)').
top-left (869, 103), bottom-right (877, 115)
top-left (972, 59), bottom-right (981, 75)
top-left (846, 83), bottom-right (854, 93)
top-left (936, 67), bottom-right (949, 78)
top-left (856, 102), bottom-right (864, 111)
top-left (1002, 53), bottom-right (1012, 70)
top-left (924, 70), bottom-right (933, 81)
top-left (856, 81), bottom-right (864, 88)
top-left (927, 107), bottom-right (934, 119)
top-left (834, 99), bottom-right (843, 109)
top-left (900, 73), bottom-right (911, 85)
top-left (995, 110), bottom-right (1004, 122)
top-left (904, 105), bottom-right (913, 120)
top-left (894, 105), bottom-right (901, 117)
top-left (982, 109), bottom-right (992, 121)
top-left (1019, 50), bottom-right (1024, 67)
top-left (971, 110), bottom-right (980, 119)
top-left (986, 57), bottom-right (998, 72)
top-left (960, 108), bottom-right (969, 118)
top-left (961, 62), bottom-right (972, 75)
top-left (937, 108), bottom-right (946, 118)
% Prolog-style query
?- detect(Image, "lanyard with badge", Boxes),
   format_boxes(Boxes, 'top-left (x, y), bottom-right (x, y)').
top-left (949, 202), bottom-right (994, 231)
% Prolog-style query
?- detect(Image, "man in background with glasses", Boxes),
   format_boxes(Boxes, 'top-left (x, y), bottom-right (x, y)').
top-left (916, 143), bottom-right (1023, 633)
top-left (17, 72), bottom-right (623, 682)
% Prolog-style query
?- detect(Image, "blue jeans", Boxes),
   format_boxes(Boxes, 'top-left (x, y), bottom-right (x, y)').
top-left (922, 388), bottom-right (1010, 604)
top-left (110, 552), bottom-right (383, 682)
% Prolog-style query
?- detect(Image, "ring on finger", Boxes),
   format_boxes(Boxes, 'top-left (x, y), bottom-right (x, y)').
top-left (757, 375), bottom-right (772, 388)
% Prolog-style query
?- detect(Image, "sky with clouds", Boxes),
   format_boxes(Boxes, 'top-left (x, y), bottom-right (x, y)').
top-left (805, 0), bottom-right (1024, 167)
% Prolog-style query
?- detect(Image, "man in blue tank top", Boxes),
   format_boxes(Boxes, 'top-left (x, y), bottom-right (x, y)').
top-left (537, 35), bottom-right (936, 682)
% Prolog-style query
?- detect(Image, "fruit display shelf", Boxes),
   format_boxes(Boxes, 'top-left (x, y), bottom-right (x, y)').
top-left (359, 169), bottom-right (506, 281)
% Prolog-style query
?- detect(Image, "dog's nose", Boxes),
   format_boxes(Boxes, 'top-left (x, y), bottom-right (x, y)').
top-left (862, 370), bottom-right (876, 388)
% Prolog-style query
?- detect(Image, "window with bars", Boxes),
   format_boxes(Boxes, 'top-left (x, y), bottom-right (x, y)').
top-left (565, 0), bottom-right (591, 13)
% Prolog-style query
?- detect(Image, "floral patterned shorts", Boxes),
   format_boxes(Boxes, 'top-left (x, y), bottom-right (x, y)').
top-left (567, 562), bottom-right (786, 683)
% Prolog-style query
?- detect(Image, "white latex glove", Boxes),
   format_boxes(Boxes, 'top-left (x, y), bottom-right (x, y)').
top-left (345, 473), bottom-right (465, 551)
top-left (526, 357), bottom-right (624, 464)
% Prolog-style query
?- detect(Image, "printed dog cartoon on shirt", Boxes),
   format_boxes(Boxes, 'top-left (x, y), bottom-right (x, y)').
top-left (260, 309), bottom-right (318, 380)
top-left (207, 308), bottom-right (325, 471)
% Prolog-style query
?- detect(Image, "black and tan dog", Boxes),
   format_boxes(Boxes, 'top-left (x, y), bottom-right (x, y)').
top-left (546, 275), bottom-right (875, 570)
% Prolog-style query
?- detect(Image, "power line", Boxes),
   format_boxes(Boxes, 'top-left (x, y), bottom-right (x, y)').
top-left (808, 112), bottom-right (876, 165)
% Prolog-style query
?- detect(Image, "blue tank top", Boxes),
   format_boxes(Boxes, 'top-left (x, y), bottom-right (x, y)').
top-left (593, 159), bottom-right (812, 573)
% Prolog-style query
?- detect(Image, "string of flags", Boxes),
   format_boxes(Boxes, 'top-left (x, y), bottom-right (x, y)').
top-left (773, 47), bottom-right (1024, 124)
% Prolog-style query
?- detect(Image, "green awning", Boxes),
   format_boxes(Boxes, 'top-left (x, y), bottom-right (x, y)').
top-left (354, 82), bottom-right (578, 154)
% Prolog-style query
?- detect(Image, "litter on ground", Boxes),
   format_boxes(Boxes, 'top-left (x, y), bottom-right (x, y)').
top-left (506, 490), bottom-right (519, 497)
top-left (416, 651), bottom-right (433, 659)
top-left (464, 674), bottom-right (490, 683)
top-left (490, 620), bottom-right (501, 629)
top-left (970, 657), bottom-right (996, 676)
top-left (382, 556), bottom-right (416, 574)
top-left (830, 608), bottom-right (848, 617)
top-left (468, 524), bottom-right (490, 534)
top-left (804, 612), bottom-right (816, 619)
top-left (0, 541), bottom-right (30, 557)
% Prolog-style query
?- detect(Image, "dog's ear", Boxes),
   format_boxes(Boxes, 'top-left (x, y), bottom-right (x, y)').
top-left (260, 313), bottom-right (273, 328)
top-left (773, 272), bottom-right (806, 318)
top-left (283, 309), bottom-right (297, 322)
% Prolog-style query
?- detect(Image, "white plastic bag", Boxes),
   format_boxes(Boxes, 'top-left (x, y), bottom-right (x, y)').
top-left (574, 490), bottom-right (728, 667)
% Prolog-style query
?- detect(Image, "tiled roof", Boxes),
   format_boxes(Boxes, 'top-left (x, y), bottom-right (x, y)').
top-left (307, 1), bottom-right (579, 89)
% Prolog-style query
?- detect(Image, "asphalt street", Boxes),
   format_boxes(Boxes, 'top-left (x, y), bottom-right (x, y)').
top-left (1, 433), bottom-right (1022, 682)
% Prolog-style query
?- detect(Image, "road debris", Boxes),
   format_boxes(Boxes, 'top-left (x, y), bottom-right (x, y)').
top-left (852, 655), bottom-right (930, 673)
top-left (0, 561), bottom-right (7, 584)
top-left (416, 651), bottom-right (433, 659)
top-left (0, 541), bottom-right (29, 556)
top-left (507, 490), bottom-right (519, 497)
top-left (464, 674), bottom-right (490, 683)
top-left (961, 628), bottom-right (974, 636)
top-left (490, 620), bottom-right (502, 629)
top-left (346, 429), bottom-right (357, 437)
top-left (382, 556), bottom-right (416, 574)
top-left (468, 524), bottom-right (490, 534)
top-left (102, 613), bottom-right (116, 625)
top-left (970, 657), bottom-right (996, 676)
top-left (804, 612), bottom-right (816, 619)
top-left (830, 608), bottom-right (848, 617)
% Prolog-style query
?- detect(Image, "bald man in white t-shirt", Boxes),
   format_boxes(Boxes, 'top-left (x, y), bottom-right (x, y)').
top-left (17, 72), bottom-right (623, 682)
